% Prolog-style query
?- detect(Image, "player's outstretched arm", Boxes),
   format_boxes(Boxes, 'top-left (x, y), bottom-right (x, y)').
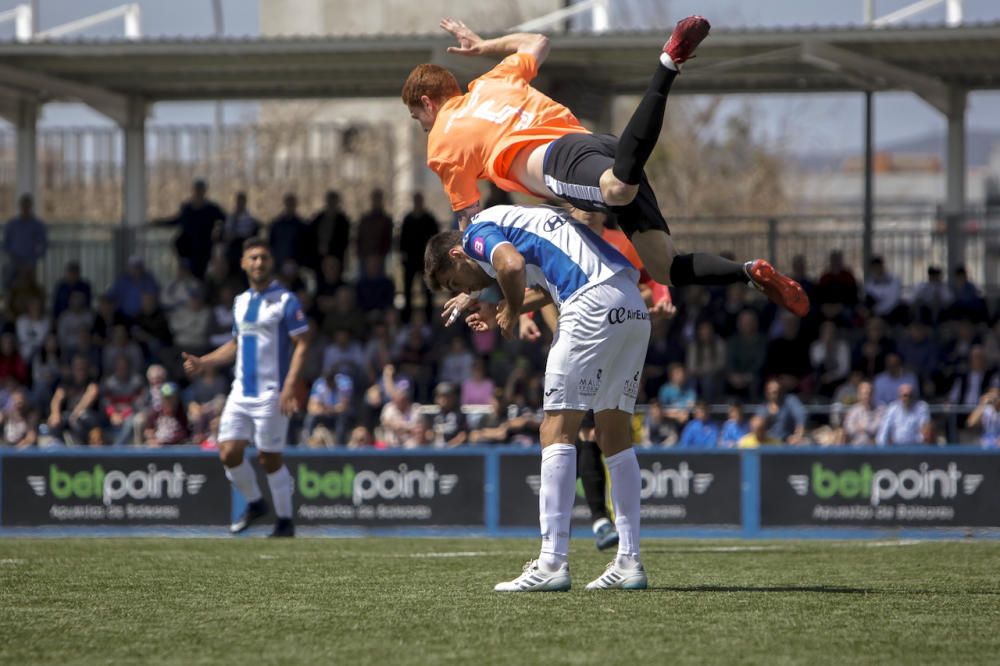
top-left (440, 18), bottom-right (550, 66)
top-left (182, 340), bottom-right (237, 376)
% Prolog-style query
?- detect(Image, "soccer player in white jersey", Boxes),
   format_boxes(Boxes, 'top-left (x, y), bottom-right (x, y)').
top-left (183, 239), bottom-right (310, 537)
top-left (425, 204), bottom-right (650, 591)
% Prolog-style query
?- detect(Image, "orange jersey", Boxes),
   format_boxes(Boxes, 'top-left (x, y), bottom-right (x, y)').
top-left (427, 53), bottom-right (590, 211)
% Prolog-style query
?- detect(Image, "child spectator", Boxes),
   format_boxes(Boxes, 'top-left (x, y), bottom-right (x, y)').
top-left (677, 401), bottom-right (718, 448)
top-left (1, 389), bottom-right (38, 448)
top-left (719, 403), bottom-right (749, 449)
top-left (143, 382), bottom-right (189, 447)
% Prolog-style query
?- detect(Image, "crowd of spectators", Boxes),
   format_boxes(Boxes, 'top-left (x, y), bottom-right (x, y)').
top-left (3, 185), bottom-right (1000, 449)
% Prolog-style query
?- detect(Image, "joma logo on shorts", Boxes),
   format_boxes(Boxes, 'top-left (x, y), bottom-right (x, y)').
top-left (607, 308), bottom-right (649, 324)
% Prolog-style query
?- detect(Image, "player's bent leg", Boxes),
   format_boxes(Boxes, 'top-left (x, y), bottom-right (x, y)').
top-left (631, 229), bottom-right (679, 285)
top-left (221, 439), bottom-right (269, 534)
top-left (599, 169), bottom-right (639, 207)
top-left (256, 418), bottom-right (295, 538)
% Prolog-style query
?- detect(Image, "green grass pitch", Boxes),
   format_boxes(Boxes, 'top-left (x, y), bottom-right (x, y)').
top-left (2, 537), bottom-right (999, 665)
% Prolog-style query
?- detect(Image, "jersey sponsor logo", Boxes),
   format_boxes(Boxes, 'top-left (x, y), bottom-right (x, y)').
top-left (542, 216), bottom-right (568, 232)
top-left (473, 237), bottom-right (486, 257)
top-left (294, 309), bottom-right (305, 321)
top-left (607, 307), bottom-right (650, 324)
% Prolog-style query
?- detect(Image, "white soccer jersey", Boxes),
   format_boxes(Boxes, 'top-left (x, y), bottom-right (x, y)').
top-left (230, 280), bottom-right (309, 400)
top-left (462, 205), bottom-right (638, 308)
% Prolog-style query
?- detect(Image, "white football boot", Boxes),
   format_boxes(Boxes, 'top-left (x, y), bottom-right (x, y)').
top-left (585, 559), bottom-right (648, 590)
top-left (494, 560), bottom-right (572, 592)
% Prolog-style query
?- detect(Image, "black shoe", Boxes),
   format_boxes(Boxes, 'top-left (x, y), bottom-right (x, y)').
top-left (268, 518), bottom-right (295, 538)
top-left (230, 499), bottom-right (268, 534)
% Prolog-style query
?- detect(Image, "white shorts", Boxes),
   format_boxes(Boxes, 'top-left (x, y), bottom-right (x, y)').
top-left (218, 394), bottom-right (289, 452)
top-left (544, 271), bottom-right (651, 414)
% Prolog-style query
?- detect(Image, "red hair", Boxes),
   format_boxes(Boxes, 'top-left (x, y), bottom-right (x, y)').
top-left (401, 64), bottom-right (461, 106)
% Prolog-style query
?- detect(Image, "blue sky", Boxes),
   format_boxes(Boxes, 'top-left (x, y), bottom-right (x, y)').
top-left (1, 0), bottom-right (999, 156)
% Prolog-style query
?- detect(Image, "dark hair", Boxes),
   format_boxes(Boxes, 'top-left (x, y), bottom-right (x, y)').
top-left (242, 238), bottom-right (270, 253)
top-left (424, 230), bottom-right (463, 291)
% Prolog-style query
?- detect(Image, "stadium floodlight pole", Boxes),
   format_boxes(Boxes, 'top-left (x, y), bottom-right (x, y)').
top-left (862, 2), bottom-right (875, 280)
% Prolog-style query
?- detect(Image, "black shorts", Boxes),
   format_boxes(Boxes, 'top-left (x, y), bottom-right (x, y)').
top-left (542, 133), bottom-right (670, 237)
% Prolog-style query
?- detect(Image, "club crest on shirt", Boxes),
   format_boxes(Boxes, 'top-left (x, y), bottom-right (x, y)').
top-left (294, 309), bottom-right (305, 321)
top-left (473, 237), bottom-right (486, 257)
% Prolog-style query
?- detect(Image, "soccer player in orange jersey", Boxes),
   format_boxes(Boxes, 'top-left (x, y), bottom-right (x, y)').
top-left (402, 16), bottom-right (808, 318)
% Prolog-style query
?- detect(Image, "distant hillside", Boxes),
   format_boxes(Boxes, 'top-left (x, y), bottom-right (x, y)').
top-left (795, 129), bottom-right (1000, 171)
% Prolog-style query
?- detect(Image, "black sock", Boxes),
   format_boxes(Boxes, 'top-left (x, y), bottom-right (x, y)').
top-left (613, 65), bottom-right (678, 185)
top-left (576, 440), bottom-right (608, 522)
top-left (669, 253), bottom-right (749, 287)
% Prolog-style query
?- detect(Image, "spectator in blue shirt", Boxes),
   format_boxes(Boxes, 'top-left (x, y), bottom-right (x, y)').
top-left (356, 256), bottom-right (396, 312)
top-left (872, 353), bottom-right (919, 407)
top-left (758, 379), bottom-right (807, 444)
top-left (4, 194), bottom-right (47, 283)
top-left (109, 256), bottom-right (160, 320)
top-left (876, 383), bottom-right (931, 447)
top-left (965, 388), bottom-right (1000, 449)
top-left (719, 403), bottom-right (749, 448)
top-left (658, 363), bottom-right (697, 413)
top-left (677, 401), bottom-right (718, 448)
top-left (304, 366), bottom-right (355, 446)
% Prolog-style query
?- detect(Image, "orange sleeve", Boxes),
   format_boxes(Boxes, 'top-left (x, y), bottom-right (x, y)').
top-left (428, 155), bottom-right (481, 212)
top-left (477, 53), bottom-right (538, 85)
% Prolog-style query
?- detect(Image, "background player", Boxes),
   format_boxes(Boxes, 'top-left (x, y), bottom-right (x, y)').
top-left (402, 16), bottom-right (808, 318)
top-left (183, 238), bottom-right (310, 537)
top-left (425, 204), bottom-right (651, 591)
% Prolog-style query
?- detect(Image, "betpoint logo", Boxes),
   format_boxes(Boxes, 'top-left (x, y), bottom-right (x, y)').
top-left (28, 464), bottom-right (205, 506)
top-left (527, 461), bottom-right (713, 499)
top-left (787, 462), bottom-right (983, 506)
top-left (297, 463), bottom-right (458, 505)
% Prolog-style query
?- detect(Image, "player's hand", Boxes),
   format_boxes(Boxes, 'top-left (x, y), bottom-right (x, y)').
top-left (650, 298), bottom-right (677, 320)
top-left (442, 293), bottom-right (475, 327)
top-left (465, 302), bottom-right (498, 332)
top-left (440, 18), bottom-right (484, 55)
top-left (182, 352), bottom-right (203, 377)
top-left (279, 386), bottom-right (300, 417)
top-left (496, 301), bottom-right (517, 340)
top-left (519, 314), bottom-right (541, 342)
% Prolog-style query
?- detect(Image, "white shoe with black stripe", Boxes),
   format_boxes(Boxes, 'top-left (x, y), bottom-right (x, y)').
top-left (585, 559), bottom-right (648, 590)
top-left (494, 560), bottom-right (572, 592)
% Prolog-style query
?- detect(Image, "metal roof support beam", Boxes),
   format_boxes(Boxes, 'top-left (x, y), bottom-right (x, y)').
top-left (0, 62), bottom-right (128, 124)
top-left (14, 96), bottom-right (37, 207)
top-left (800, 41), bottom-right (949, 112)
top-left (121, 96), bottom-right (147, 227)
top-left (945, 85), bottom-right (967, 276)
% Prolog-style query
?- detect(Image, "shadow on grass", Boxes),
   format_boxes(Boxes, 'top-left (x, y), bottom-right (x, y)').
top-left (649, 584), bottom-right (874, 594)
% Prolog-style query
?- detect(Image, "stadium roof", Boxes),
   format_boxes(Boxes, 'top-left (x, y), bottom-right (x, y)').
top-left (0, 22), bottom-right (999, 118)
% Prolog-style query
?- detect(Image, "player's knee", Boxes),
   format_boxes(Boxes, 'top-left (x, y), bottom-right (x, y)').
top-left (258, 451), bottom-right (283, 474)
top-left (600, 172), bottom-right (638, 206)
top-left (218, 443), bottom-right (242, 468)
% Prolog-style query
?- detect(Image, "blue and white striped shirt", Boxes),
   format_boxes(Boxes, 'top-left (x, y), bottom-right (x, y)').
top-left (231, 281), bottom-right (309, 399)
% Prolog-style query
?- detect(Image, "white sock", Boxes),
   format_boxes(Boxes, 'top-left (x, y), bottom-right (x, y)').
top-left (267, 465), bottom-right (294, 519)
top-left (592, 517), bottom-right (612, 535)
top-left (225, 458), bottom-right (262, 503)
top-left (659, 52), bottom-right (678, 71)
top-left (538, 443), bottom-right (577, 572)
top-left (605, 447), bottom-right (642, 567)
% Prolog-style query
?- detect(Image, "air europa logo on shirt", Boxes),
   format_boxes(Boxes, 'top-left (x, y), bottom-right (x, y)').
top-left (607, 308), bottom-right (650, 324)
